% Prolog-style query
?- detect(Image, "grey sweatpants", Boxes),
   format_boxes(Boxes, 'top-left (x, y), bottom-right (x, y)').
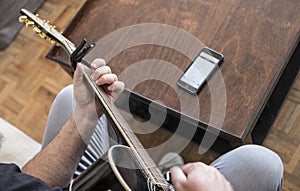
top-left (42, 85), bottom-right (283, 191)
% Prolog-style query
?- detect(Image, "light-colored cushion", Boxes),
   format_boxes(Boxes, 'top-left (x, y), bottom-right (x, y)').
top-left (0, 118), bottom-right (41, 167)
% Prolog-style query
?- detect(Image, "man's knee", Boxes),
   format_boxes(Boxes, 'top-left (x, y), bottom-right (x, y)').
top-left (213, 145), bottom-right (283, 191)
top-left (55, 84), bottom-right (73, 102)
top-left (234, 144), bottom-right (283, 186)
top-left (236, 145), bottom-right (283, 171)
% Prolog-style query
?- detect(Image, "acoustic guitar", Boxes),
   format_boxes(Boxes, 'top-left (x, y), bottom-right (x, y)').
top-left (19, 8), bottom-right (174, 191)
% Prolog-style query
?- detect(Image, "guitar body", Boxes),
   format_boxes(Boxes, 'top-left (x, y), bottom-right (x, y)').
top-left (70, 126), bottom-right (149, 191)
top-left (70, 156), bottom-right (123, 191)
top-left (108, 145), bottom-right (150, 191)
top-left (70, 145), bottom-right (149, 191)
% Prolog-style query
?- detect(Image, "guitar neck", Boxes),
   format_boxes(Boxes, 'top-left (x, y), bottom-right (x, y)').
top-left (82, 66), bottom-right (170, 190)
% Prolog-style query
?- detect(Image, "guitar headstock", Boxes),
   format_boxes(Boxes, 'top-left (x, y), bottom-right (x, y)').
top-left (19, 8), bottom-right (76, 55)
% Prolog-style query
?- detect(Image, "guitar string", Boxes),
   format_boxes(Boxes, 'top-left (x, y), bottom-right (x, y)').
top-left (83, 69), bottom-right (162, 181)
top-left (82, 68), bottom-right (170, 190)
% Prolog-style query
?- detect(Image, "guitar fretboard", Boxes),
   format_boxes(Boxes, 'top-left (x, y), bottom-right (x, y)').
top-left (82, 66), bottom-right (170, 190)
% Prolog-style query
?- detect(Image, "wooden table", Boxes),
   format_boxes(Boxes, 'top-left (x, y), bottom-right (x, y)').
top-left (47, 0), bottom-right (300, 148)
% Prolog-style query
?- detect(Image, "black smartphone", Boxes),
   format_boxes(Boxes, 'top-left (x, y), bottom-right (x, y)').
top-left (177, 47), bottom-right (224, 94)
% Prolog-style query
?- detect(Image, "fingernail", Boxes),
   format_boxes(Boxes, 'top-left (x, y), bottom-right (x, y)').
top-left (91, 62), bottom-right (96, 69)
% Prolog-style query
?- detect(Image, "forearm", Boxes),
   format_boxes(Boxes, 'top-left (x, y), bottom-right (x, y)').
top-left (21, 59), bottom-right (124, 188)
top-left (22, 115), bottom-right (87, 188)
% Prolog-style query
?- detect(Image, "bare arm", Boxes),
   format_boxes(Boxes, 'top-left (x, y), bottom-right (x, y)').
top-left (22, 114), bottom-right (86, 188)
top-left (22, 59), bottom-right (124, 188)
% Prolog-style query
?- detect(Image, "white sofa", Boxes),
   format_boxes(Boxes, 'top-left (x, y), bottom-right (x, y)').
top-left (0, 118), bottom-right (41, 167)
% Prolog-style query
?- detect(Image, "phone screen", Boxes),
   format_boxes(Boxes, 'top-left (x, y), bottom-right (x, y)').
top-left (177, 48), bottom-right (223, 94)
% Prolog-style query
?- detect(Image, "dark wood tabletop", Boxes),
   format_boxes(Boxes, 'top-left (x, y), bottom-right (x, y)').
top-left (47, 0), bottom-right (300, 145)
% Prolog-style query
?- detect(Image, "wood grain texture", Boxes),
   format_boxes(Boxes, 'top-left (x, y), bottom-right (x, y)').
top-left (0, 0), bottom-right (85, 141)
top-left (0, 0), bottom-right (300, 190)
top-left (47, 0), bottom-right (300, 142)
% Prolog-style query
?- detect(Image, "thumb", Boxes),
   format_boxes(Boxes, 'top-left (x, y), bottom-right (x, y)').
top-left (73, 63), bottom-right (84, 86)
top-left (171, 166), bottom-right (187, 189)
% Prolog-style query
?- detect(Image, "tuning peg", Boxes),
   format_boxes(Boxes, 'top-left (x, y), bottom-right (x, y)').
top-left (48, 38), bottom-right (56, 45)
top-left (42, 20), bottom-right (50, 24)
top-left (39, 32), bottom-right (47, 39)
top-left (50, 25), bottom-right (56, 30)
top-left (25, 21), bottom-right (35, 28)
top-left (19, 15), bottom-right (28, 23)
top-left (33, 27), bottom-right (41, 34)
top-left (50, 39), bottom-right (59, 46)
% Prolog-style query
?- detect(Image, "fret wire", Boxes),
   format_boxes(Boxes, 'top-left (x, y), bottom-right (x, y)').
top-left (82, 69), bottom-right (168, 187)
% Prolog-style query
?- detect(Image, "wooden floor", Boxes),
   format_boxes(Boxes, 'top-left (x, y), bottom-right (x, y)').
top-left (0, 0), bottom-right (299, 190)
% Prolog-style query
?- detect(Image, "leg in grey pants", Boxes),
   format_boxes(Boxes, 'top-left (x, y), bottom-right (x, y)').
top-left (211, 144), bottom-right (283, 191)
top-left (43, 85), bottom-right (283, 190)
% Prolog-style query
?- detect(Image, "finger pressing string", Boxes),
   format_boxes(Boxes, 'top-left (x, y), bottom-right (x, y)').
top-left (96, 73), bottom-right (118, 86)
top-left (91, 66), bottom-right (112, 81)
top-left (107, 81), bottom-right (125, 92)
top-left (90, 58), bottom-right (106, 70)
